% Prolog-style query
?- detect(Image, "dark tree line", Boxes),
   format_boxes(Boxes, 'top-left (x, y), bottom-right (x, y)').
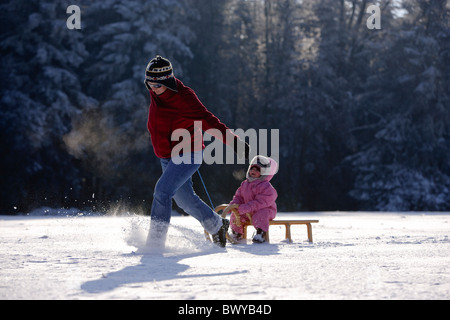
top-left (1, 0), bottom-right (449, 214)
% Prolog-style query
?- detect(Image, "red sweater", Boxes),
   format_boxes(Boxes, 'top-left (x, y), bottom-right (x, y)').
top-left (147, 78), bottom-right (236, 158)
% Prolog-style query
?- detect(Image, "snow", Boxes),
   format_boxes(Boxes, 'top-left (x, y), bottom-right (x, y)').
top-left (1, 210), bottom-right (449, 300)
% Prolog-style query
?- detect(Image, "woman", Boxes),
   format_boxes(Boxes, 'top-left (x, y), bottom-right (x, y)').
top-left (144, 55), bottom-right (249, 248)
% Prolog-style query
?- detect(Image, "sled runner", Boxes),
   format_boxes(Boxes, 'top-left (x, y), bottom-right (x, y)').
top-left (205, 204), bottom-right (319, 244)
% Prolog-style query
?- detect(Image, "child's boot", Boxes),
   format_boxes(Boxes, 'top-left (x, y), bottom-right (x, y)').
top-left (229, 229), bottom-right (244, 243)
top-left (252, 228), bottom-right (266, 243)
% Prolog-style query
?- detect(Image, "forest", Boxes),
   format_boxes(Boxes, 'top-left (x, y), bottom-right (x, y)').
top-left (1, 0), bottom-right (449, 214)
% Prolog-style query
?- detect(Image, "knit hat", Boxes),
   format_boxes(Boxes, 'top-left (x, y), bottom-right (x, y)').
top-left (144, 55), bottom-right (178, 92)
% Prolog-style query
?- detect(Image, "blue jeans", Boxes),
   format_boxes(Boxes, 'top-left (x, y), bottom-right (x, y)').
top-left (150, 151), bottom-right (222, 235)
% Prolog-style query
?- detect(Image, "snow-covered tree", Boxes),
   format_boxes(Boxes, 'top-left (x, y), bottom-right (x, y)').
top-left (0, 0), bottom-right (96, 213)
top-left (63, 0), bottom-right (197, 206)
top-left (347, 0), bottom-right (450, 210)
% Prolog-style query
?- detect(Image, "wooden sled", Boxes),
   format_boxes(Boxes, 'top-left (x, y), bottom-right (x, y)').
top-left (205, 204), bottom-right (319, 244)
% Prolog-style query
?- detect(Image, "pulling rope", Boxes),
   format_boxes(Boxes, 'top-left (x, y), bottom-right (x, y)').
top-left (197, 170), bottom-right (215, 210)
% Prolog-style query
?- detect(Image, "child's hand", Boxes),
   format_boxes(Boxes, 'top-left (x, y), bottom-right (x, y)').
top-left (224, 204), bottom-right (239, 216)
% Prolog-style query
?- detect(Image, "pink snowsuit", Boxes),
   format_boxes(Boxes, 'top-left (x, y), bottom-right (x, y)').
top-left (229, 157), bottom-right (278, 234)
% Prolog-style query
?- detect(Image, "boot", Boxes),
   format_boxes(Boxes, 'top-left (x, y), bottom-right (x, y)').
top-left (252, 228), bottom-right (266, 243)
top-left (228, 229), bottom-right (245, 243)
top-left (146, 220), bottom-right (169, 251)
top-left (212, 219), bottom-right (229, 248)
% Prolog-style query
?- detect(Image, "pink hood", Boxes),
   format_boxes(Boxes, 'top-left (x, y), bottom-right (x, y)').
top-left (246, 155), bottom-right (279, 182)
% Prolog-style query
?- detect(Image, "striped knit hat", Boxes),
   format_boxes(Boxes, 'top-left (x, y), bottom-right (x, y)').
top-left (144, 55), bottom-right (178, 92)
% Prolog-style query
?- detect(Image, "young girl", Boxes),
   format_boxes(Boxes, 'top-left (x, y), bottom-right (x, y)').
top-left (228, 155), bottom-right (278, 243)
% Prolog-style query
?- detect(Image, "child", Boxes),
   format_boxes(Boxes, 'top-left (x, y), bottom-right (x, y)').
top-left (228, 155), bottom-right (278, 243)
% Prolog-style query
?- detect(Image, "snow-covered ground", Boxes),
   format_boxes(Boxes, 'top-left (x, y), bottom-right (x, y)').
top-left (1, 209), bottom-right (449, 300)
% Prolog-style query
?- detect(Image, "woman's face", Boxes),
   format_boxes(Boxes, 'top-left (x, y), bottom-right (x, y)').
top-left (149, 82), bottom-right (168, 95)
